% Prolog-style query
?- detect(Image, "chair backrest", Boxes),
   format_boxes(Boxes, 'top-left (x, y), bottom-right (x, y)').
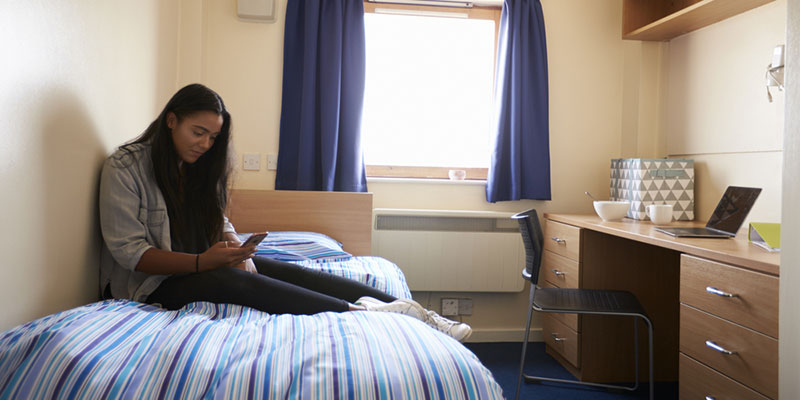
top-left (511, 209), bottom-right (544, 285)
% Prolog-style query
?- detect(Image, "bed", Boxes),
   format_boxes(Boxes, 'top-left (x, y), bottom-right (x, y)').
top-left (0, 190), bottom-right (504, 399)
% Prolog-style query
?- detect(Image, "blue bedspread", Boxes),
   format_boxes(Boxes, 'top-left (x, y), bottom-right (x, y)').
top-left (1, 232), bottom-right (502, 399)
top-left (0, 300), bottom-right (503, 399)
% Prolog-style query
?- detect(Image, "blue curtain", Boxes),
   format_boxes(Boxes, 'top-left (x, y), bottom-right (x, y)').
top-left (275, 0), bottom-right (367, 192)
top-left (486, 0), bottom-right (551, 202)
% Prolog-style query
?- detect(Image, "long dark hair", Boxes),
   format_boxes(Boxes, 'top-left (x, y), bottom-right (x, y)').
top-left (123, 83), bottom-right (232, 253)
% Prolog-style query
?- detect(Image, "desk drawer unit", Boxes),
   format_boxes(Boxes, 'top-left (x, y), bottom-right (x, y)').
top-left (541, 218), bottom-right (583, 371)
top-left (679, 353), bottom-right (770, 400)
top-left (679, 254), bottom-right (779, 399)
top-left (541, 250), bottom-right (580, 289)
top-left (542, 313), bottom-right (580, 368)
top-left (543, 219), bottom-right (581, 261)
top-left (680, 254), bottom-right (779, 338)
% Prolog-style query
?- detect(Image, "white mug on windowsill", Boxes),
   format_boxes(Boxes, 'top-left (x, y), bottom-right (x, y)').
top-left (448, 169), bottom-right (467, 180)
top-left (646, 204), bottom-right (674, 225)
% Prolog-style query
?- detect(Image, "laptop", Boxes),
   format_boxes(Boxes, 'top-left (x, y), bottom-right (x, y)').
top-left (655, 186), bottom-right (762, 238)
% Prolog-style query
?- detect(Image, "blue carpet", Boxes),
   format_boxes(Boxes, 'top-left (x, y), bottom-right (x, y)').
top-left (463, 342), bottom-right (677, 400)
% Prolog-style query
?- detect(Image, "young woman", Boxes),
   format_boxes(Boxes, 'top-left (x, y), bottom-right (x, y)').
top-left (98, 84), bottom-right (470, 341)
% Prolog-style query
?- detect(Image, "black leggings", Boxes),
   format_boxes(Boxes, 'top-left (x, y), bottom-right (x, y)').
top-left (147, 256), bottom-right (397, 315)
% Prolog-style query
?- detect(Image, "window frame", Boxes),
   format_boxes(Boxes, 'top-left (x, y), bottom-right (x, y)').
top-left (362, 1), bottom-right (501, 181)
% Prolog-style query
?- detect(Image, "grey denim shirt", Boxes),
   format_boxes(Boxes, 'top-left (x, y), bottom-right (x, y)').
top-left (99, 143), bottom-right (235, 302)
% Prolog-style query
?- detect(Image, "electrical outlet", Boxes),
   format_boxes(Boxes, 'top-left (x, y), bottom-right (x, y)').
top-left (458, 298), bottom-right (473, 315)
top-left (243, 153), bottom-right (261, 171)
top-left (442, 298), bottom-right (459, 316)
top-left (267, 154), bottom-right (278, 170)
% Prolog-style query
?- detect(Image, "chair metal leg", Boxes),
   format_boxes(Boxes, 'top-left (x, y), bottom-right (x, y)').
top-left (646, 316), bottom-right (654, 400)
top-left (514, 287), bottom-right (536, 400)
top-left (633, 317), bottom-right (640, 391)
top-left (523, 374), bottom-right (640, 391)
top-left (520, 315), bottom-right (654, 400)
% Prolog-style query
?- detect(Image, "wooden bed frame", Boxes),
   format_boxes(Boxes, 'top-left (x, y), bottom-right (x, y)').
top-left (227, 189), bottom-right (373, 256)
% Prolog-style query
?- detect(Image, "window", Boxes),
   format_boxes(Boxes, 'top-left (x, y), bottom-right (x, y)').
top-left (362, 2), bottom-right (500, 180)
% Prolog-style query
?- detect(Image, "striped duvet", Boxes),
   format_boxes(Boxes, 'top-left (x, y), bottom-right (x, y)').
top-left (0, 300), bottom-right (503, 399)
top-left (0, 255), bottom-right (503, 399)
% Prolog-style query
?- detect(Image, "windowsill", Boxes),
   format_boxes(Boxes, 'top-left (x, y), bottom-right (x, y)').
top-left (367, 177), bottom-right (487, 185)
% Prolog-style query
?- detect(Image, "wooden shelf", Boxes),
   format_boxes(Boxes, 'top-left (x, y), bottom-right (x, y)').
top-left (623, 0), bottom-right (775, 41)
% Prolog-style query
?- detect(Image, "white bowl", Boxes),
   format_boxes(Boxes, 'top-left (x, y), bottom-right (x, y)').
top-left (593, 201), bottom-right (630, 221)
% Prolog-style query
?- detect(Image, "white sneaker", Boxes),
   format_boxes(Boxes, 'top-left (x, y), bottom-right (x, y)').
top-left (356, 296), bottom-right (473, 342)
top-left (424, 310), bottom-right (473, 342)
top-left (355, 296), bottom-right (426, 320)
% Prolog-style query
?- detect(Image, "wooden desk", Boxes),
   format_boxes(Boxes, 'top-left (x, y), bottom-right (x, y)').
top-left (542, 214), bottom-right (780, 399)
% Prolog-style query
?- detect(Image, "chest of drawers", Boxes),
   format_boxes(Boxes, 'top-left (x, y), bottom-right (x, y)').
top-left (540, 219), bottom-right (582, 368)
top-left (679, 254), bottom-right (779, 399)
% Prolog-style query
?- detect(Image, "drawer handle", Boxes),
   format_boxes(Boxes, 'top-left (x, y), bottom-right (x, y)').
top-left (551, 269), bottom-right (567, 276)
top-left (705, 397), bottom-right (716, 400)
top-left (705, 340), bottom-right (737, 355)
top-left (551, 333), bottom-right (566, 342)
top-left (551, 237), bottom-right (566, 244)
top-left (706, 286), bottom-right (738, 298)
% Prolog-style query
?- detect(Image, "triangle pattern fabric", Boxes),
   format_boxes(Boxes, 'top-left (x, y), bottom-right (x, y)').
top-left (610, 158), bottom-right (695, 221)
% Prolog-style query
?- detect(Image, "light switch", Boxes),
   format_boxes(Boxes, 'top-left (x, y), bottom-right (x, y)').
top-left (243, 153), bottom-right (261, 171)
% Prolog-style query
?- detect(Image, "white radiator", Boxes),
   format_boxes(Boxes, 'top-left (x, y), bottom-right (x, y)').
top-left (372, 209), bottom-right (525, 292)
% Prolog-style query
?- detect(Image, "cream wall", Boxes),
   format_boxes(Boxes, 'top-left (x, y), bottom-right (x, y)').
top-left (177, 0), bottom-right (286, 188)
top-left (781, 1), bottom-right (799, 397)
top-left (663, 0), bottom-right (786, 224)
top-left (191, 0), bottom-right (642, 340)
top-left (0, 1), bottom-right (180, 331)
top-left (622, 41), bottom-right (668, 158)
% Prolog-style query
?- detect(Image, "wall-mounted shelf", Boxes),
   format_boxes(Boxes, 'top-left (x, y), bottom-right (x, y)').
top-left (622, 0), bottom-right (775, 41)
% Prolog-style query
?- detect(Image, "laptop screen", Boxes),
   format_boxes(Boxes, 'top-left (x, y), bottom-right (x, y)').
top-left (706, 186), bottom-right (762, 235)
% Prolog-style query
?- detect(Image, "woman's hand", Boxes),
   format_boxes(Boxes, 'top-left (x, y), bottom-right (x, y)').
top-left (198, 241), bottom-right (257, 271)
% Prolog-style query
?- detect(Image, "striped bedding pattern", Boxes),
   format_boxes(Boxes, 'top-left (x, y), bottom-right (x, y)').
top-left (289, 256), bottom-right (412, 300)
top-left (0, 300), bottom-right (504, 399)
top-left (238, 232), bottom-right (353, 262)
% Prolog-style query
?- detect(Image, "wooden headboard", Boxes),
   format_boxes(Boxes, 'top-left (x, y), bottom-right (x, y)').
top-left (227, 190), bottom-right (373, 256)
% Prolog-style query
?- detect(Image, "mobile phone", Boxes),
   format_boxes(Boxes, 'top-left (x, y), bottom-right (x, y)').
top-left (240, 232), bottom-right (268, 248)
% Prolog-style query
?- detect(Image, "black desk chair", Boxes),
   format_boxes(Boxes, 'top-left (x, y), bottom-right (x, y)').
top-left (512, 209), bottom-right (654, 400)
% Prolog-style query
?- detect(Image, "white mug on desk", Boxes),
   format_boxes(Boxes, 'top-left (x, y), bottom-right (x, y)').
top-left (646, 204), bottom-right (673, 225)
